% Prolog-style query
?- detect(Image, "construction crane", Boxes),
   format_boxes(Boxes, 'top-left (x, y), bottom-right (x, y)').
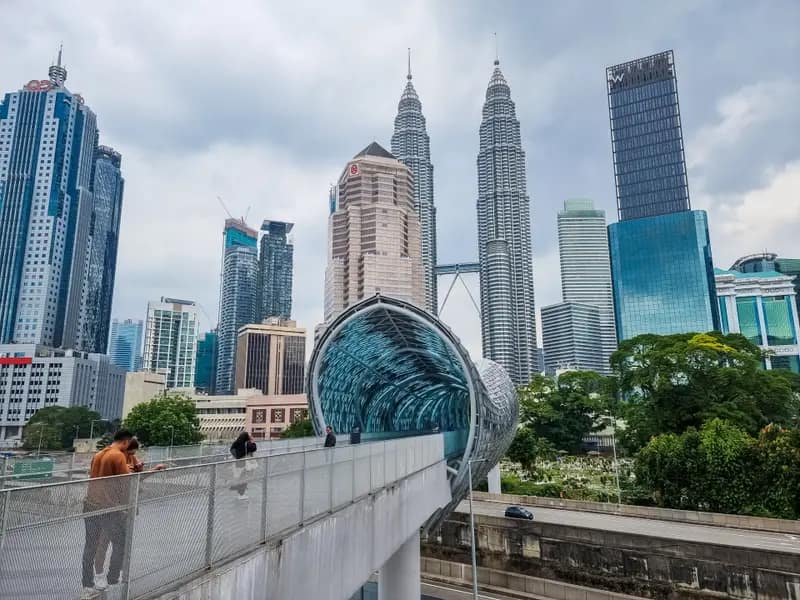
top-left (217, 195), bottom-right (250, 227)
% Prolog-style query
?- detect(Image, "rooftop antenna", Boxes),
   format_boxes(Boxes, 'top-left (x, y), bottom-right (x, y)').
top-left (57, 43), bottom-right (63, 67)
top-left (407, 47), bottom-right (412, 80)
top-left (494, 32), bottom-right (499, 65)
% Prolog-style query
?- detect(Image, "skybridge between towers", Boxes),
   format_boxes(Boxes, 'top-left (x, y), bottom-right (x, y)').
top-left (0, 295), bottom-right (518, 600)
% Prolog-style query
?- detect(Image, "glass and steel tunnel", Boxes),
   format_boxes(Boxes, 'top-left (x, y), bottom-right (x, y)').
top-left (307, 295), bottom-right (518, 524)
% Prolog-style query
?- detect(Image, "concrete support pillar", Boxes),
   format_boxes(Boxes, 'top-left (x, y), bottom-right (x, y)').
top-left (487, 464), bottom-right (501, 494)
top-left (378, 530), bottom-right (420, 600)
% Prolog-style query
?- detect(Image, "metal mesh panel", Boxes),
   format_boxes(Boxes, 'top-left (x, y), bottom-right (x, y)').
top-left (332, 446), bottom-right (354, 509)
top-left (265, 452), bottom-right (303, 535)
top-left (211, 458), bottom-right (267, 565)
top-left (303, 449), bottom-right (332, 521)
top-left (354, 445), bottom-right (371, 498)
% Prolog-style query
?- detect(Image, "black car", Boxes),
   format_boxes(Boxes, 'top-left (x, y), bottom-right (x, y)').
top-left (504, 505), bottom-right (534, 520)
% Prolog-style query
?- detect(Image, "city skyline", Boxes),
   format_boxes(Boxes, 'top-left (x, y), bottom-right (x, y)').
top-left (1, 2), bottom-right (798, 360)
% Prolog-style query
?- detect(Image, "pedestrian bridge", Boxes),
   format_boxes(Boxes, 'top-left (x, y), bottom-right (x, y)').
top-left (0, 296), bottom-right (518, 599)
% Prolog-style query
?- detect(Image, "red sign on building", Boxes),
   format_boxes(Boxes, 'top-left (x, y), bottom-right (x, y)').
top-left (0, 357), bottom-right (32, 365)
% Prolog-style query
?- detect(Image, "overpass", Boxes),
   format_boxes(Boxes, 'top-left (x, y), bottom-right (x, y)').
top-left (0, 296), bottom-right (519, 599)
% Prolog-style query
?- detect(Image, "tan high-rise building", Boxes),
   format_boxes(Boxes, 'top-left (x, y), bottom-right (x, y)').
top-left (324, 143), bottom-right (425, 321)
top-left (234, 318), bottom-right (306, 395)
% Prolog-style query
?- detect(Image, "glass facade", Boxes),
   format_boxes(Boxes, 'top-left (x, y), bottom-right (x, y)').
top-left (258, 221), bottom-right (293, 321)
top-left (607, 50), bottom-right (690, 221)
top-left (108, 318), bottom-right (143, 372)
top-left (735, 297), bottom-right (762, 345)
top-left (609, 210), bottom-right (719, 340)
top-left (763, 296), bottom-right (797, 346)
top-left (194, 330), bottom-right (217, 393)
top-left (718, 297), bottom-right (729, 334)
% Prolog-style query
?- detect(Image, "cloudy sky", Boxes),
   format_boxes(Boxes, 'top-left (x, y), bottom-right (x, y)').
top-left (2, 0), bottom-right (798, 358)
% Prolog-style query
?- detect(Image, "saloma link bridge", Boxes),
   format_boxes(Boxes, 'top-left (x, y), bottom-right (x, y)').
top-left (0, 295), bottom-right (518, 600)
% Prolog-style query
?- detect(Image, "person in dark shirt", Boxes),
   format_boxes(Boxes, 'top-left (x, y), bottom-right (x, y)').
top-left (324, 425), bottom-right (336, 448)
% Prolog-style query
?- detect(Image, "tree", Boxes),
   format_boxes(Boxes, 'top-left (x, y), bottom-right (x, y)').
top-left (507, 427), bottom-right (555, 474)
top-left (753, 424), bottom-right (800, 519)
top-left (612, 332), bottom-right (800, 451)
top-left (516, 372), bottom-right (612, 454)
top-left (122, 393), bottom-right (203, 446)
top-left (22, 422), bottom-right (62, 451)
top-left (281, 419), bottom-right (314, 438)
top-left (635, 419), bottom-right (756, 514)
top-left (24, 406), bottom-right (107, 450)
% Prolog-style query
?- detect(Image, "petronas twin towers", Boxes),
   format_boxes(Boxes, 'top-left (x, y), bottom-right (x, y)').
top-left (389, 54), bottom-right (538, 384)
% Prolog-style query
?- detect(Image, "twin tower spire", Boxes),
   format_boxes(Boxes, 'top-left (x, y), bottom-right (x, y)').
top-left (392, 44), bottom-right (538, 383)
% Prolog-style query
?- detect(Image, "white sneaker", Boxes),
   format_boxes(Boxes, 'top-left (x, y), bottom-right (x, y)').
top-left (237, 494), bottom-right (249, 500)
top-left (94, 573), bottom-right (109, 590)
top-left (80, 587), bottom-right (98, 599)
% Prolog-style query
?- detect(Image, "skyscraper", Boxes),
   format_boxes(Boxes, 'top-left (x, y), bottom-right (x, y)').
top-left (323, 142), bottom-right (425, 321)
top-left (542, 199), bottom-right (616, 373)
top-left (215, 219), bottom-right (258, 394)
top-left (78, 145), bottom-right (124, 353)
top-left (476, 59), bottom-right (538, 384)
top-left (606, 51), bottom-right (718, 341)
top-left (108, 318), bottom-right (143, 372)
top-left (142, 298), bottom-right (199, 389)
top-left (258, 220), bottom-right (293, 320)
top-left (730, 252), bottom-right (800, 321)
top-left (0, 51), bottom-right (121, 351)
top-left (234, 318), bottom-right (306, 395)
top-left (391, 52), bottom-right (437, 314)
top-left (194, 330), bottom-right (218, 394)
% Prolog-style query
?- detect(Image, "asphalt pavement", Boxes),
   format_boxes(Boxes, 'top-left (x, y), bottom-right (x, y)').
top-left (458, 499), bottom-right (800, 554)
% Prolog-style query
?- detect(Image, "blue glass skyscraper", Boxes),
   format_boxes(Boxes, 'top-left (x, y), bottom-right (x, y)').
top-left (258, 220), bottom-right (293, 320)
top-left (215, 219), bottom-right (258, 394)
top-left (108, 318), bottom-right (143, 372)
top-left (0, 52), bottom-right (119, 350)
top-left (195, 329), bottom-right (218, 393)
top-left (78, 146), bottom-right (124, 353)
top-left (606, 51), bottom-right (718, 341)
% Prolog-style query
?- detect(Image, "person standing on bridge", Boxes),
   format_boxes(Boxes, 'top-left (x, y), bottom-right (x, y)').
top-left (230, 432), bottom-right (256, 500)
top-left (80, 430), bottom-right (135, 598)
top-left (324, 425), bottom-right (336, 448)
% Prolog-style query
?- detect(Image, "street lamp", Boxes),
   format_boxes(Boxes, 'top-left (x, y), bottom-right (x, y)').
top-left (36, 425), bottom-right (44, 457)
top-left (467, 458), bottom-right (487, 600)
top-left (89, 419), bottom-right (105, 441)
top-left (168, 426), bottom-right (175, 451)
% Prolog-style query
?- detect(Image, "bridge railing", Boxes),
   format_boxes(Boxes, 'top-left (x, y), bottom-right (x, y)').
top-left (0, 437), bottom-right (342, 488)
top-left (0, 434), bottom-right (444, 600)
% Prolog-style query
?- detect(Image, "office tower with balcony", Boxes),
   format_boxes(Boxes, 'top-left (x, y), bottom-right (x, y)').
top-left (391, 53), bottom-right (437, 314)
top-left (234, 318), bottom-right (306, 395)
top-left (542, 199), bottom-right (616, 373)
top-left (259, 220), bottom-right (293, 320)
top-left (108, 318), bottom-right (143, 372)
top-left (194, 330), bottom-right (218, 394)
top-left (730, 252), bottom-right (800, 322)
top-left (476, 59), bottom-right (538, 384)
top-left (215, 219), bottom-right (258, 394)
top-left (142, 297), bottom-right (199, 389)
top-left (323, 143), bottom-right (424, 321)
top-left (78, 145), bottom-right (124, 353)
top-left (0, 51), bottom-right (121, 351)
top-left (606, 50), bottom-right (718, 341)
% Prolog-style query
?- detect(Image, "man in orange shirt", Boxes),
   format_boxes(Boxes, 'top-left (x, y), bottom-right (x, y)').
top-left (81, 430), bottom-right (135, 597)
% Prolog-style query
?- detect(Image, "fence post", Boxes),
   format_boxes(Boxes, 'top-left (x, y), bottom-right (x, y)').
top-left (260, 457), bottom-right (269, 543)
top-left (0, 456), bottom-right (7, 491)
top-left (68, 452), bottom-right (76, 481)
top-left (351, 446), bottom-right (356, 502)
top-left (121, 473), bottom-right (142, 600)
top-left (204, 463), bottom-right (217, 568)
top-left (328, 448), bottom-right (334, 512)
top-left (0, 488), bottom-right (10, 574)
top-left (298, 450), bottom-right (306, 524)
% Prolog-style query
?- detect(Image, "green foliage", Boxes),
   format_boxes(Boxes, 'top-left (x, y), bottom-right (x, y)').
top-left (24, 406), bottom-right (106, 450)
top-left (122, 393), bottom-right (203, 446)
top-left (96, 432), bottom-right (114, 450)
top-left (611, 332), bottom-right (800, 451)
top-left (22, 422), bottom-right (62, 451)
top-left (515, 372), bottom-right (613, 455)
top-left (281, 419), bottom-right (314, 438)
top-left (635, 418), bottom-right (800, 518)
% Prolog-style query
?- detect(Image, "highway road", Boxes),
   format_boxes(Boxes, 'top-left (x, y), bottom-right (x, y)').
top-left (457, 499), bottom-right (800, 554)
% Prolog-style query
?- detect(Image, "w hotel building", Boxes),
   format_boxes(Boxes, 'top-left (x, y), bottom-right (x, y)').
top-left (606, 50), bottom-right (719, 340)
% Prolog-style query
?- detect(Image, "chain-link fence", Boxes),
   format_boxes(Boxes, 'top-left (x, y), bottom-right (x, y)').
top-left (0, 434), bottom-right (444, 600)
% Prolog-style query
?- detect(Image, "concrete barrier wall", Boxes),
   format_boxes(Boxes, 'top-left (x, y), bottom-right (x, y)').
top-left (423, 512), bottom-right (800, 600)
top-left (475, 491), bottom-right (800, 535)
top-left (422, 557), bottom-right (647, 600)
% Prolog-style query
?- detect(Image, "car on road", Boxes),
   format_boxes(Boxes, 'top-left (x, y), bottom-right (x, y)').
top-left (504, 505), bottom-right (533, 520)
